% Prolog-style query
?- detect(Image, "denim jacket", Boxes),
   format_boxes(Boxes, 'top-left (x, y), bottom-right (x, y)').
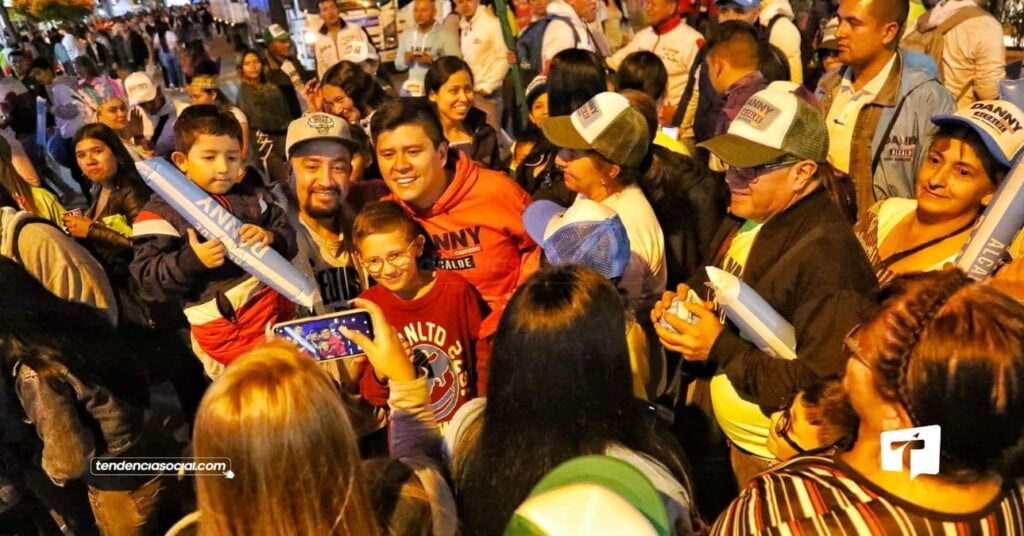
top-left (816, 51), bottom-right (955, 221)
top-left (14, 362), bottom-right (145, 489)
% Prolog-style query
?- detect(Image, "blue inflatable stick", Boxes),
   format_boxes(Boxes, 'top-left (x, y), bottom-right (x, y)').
top-left (135, 158), bottom-right (316, 308)
top-left (955, 158), bottom-right (1024, 281)
top-left (35, 97), bottom-right (46, 150)
top-left (706, 266), bottom-right (797, 360)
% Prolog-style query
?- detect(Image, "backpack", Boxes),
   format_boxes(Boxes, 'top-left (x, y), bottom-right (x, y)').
top-left (516, 15), bottom-right (580, 74)
top-left (901, 6), bottom-right (989, 83)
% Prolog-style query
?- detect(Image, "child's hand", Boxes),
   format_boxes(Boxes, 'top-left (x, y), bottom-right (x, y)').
top-left (340, 298), bottom-right (416, 383)
top-left (187, 228), bottom-right (226, 268)
top-left (238, 224), bottom-right (273, 247)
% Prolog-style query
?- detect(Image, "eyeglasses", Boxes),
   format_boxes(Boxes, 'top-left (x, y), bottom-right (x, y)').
top-left (843, 323), bottom-right (871, 370)
top-left (725, 160), bottom-right (800, 184)
top-left (358, 241), bottom-right (417, 274)
top-left (774, 393), bottom-right (808, 455)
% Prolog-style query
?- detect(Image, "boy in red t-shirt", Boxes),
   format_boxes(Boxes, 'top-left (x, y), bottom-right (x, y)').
top-left (354, 201), bottom-right (489, 427)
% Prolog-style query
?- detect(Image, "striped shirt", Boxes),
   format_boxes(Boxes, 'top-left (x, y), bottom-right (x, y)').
top-left (711, 452), bottom-right (1024, 535)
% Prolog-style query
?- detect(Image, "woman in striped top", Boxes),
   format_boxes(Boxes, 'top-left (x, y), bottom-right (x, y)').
top-left (712, 269), bottom-right (1024, 535)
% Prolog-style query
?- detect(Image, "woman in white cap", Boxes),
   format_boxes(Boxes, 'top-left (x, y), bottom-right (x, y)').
top-left (855, 100), bottom-right (1024, 285)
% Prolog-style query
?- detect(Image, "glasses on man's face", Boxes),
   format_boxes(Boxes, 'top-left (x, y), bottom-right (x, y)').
top-left (775, 393), bottom-right (807, 455)
top-left (359, 241), bottom-right (417, 274)
top-left (725, 160), bottom-right (799, 185)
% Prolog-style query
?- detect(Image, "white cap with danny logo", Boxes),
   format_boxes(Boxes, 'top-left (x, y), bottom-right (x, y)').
top-left (932, 100), bottom-right (1024, 167)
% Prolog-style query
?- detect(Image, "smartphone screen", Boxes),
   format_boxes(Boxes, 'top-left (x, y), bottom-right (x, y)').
top-left (660, 126), bottom-right (680, 139)
top-left (272, 309), bottom-right (374, 362)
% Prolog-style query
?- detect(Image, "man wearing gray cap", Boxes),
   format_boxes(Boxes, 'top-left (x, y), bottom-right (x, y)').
top-left (652, 82), bottom-right (877, 488)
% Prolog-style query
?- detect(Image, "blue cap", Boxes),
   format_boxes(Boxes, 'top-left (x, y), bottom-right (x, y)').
top-left (524, 199), bottom-right (631, 280)
top-left (715, 0), bottom-right (761, 7)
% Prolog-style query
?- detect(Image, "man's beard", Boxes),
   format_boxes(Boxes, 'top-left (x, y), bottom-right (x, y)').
top-left (303, 189), bottom-right (344, 219)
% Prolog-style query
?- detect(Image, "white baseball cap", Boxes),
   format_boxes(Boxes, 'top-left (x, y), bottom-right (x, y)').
top-left (540, 92), bottom-right (649, 168)
top-left (285, 112), bottom-right (360, 158)
top-left (698, 81), bottom-right (829, 168)
top-left (124, 71), bottom-right (157, 106)
top-left (932, 100), bottom-right (1024, 168)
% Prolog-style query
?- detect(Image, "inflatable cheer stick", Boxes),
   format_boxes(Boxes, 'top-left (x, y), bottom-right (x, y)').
top-left (35, 97), bottom-right (46, 149)
top-left (706, 267), bottom-right (797, 360)
top-left (136, 158), bottom-right (315, 308)
top-left (955, 156), bottom-right (1024, 281)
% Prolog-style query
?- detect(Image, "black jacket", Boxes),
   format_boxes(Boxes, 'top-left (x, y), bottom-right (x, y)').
top-left (461, 107), bottom-right (501, 171)
top-left (85, 176), bottom-right (151, 285)
top-left (690, 187), bottom-right (878, 412)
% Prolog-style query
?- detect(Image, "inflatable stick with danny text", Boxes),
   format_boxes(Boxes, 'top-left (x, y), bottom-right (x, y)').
top-left (136, 158), bottom-right (316, 308)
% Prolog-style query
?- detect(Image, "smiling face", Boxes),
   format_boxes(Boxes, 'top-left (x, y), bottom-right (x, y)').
top-left (429, 69), bottom-right (474, 125)
top-left (376, 124), bottom-right (450, 210)
top-left (915, 136), bottom-right (997, 221)
top-left (172, 134), bottom-right (244, 195)
top-left (96, 98), bottom-right (128, 131)
top-left (322, 84), bottom-right (362, 124)
top-left (290, 139), bottom-right (354, 219)
top-left (355, 230), bottom-right (425, 294)
top-left (75, 137), bottom-right (118, 184)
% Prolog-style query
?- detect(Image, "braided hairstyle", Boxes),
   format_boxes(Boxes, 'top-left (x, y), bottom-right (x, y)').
top-left (863, 269), bottom-right (1024, 482)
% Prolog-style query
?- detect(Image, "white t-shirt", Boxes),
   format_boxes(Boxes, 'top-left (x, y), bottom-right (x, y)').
top-left (591, 184), bottom-right (667, 314)
top-left (826, 54), bottom-right (897, 174)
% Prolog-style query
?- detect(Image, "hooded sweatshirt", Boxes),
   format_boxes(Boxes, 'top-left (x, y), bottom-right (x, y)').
top-left (387, 153), bottom-right (540, 327)
top-left (759, 0), bottom-right (803, 85)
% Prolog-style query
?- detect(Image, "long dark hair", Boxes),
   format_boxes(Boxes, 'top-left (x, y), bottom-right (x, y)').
top-left (70, 123), bottom-right (151, 206)
top-left (858, 269), bottom-right (1024, 482)
top-left (0, 257), bottom-right (150, 410)
top-left (321, 60), bottom-right (388, 118)
top-left (547, 48), bottom-right (609, 116)
top-left (237, 48), bottom-right (268, 84)
top-left (452, 265), bottom-right (691, 535)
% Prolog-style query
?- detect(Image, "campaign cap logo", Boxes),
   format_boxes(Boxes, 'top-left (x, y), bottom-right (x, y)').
top-left (575, 100), bottom-right (602, 129)
top-left (969, 102), bottom-right (1023, 134)
top-left (881, 425), bottom-right (941, 479)
top-left (735, 97), bottom-right (776, 129)
top-left (307, 113), bottom-right (336, 135)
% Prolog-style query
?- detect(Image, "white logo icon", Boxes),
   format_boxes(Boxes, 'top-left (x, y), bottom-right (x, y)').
top-left (881, 425), bottom-right (941, 479)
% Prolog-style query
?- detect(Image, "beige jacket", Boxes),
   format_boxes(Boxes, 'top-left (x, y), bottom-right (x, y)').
top-left (938, 13), bottom-right (1005, 107)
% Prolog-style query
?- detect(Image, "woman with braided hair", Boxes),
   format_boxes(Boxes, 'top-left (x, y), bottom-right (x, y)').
top-left (712, 269), bottom-right (1024, 535)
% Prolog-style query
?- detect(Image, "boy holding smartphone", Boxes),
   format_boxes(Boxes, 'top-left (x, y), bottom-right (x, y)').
top-left (353, 201), bottom-right (489, 427)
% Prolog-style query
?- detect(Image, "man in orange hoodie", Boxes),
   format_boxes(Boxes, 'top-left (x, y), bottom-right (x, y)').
top-left (370, 98), bottom-right (541, 341)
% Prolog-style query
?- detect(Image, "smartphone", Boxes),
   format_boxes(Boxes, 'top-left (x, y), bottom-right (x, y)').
top-left (272, 309), bottom-right (374, 362)
top-left (660, 289), bottom-right (703, 334)
top-left (63, 208), bottom-right (84, 219)
top-left (660, 126), bottom-right (680, 140)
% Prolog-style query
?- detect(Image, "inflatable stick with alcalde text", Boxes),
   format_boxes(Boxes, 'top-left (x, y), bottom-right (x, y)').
top-left (705, 266), bottom-right (797, 360)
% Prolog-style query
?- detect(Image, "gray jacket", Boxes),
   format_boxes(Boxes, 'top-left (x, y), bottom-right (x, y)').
top-left (817, 51), bottom-right (955, 220)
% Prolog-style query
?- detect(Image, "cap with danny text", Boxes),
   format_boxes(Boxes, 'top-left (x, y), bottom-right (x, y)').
top-left (698, 81), bottom-right (829, 168)
top-left (932, 100), bottom-right (1024, 168)
top-left (541, 92), bottom-right (649, 168)
top-left (124, 71), bottom-right (157, 106)
top-left (286, 112), bottom-right (360, 158)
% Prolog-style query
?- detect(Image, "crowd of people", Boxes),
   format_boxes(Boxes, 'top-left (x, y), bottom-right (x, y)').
top-left (1, 0), bottom-right (1024, 534)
